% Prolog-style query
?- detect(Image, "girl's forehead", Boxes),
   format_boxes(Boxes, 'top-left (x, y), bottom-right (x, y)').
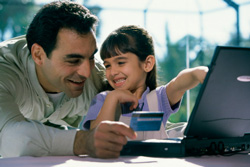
top-left (103, 54), bottom-right (127, 62)
top-left (103, 52), bottom-right (139, 63)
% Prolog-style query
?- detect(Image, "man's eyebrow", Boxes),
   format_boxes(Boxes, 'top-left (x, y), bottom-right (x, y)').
top-left (65, 49), bottom-right (98, 59)
top-left (65, 54), bottom-right (84, 59)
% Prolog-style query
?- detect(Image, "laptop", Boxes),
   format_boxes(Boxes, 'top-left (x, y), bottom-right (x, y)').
top-left (121, 46), bottom-right (250, 157)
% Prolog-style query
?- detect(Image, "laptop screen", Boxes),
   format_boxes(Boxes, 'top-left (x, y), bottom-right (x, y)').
top-left (184, 46), bottom-right (250, 139)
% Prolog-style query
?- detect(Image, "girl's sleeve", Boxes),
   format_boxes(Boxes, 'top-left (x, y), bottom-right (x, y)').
top-left (82, 92), bottom-right (107, 130)
top-left (156, 85), bottom-right (182, 125)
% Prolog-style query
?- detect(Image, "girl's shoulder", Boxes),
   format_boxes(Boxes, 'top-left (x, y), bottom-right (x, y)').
top-left (98, 90), bottom-right (111, 96)
top-left (155, 84), bottom-right (167, 94)
top-left (99, 90), bottom-right (111, 95)
top-left (93, 90), bottom-right (111, 101)
top-left (143, 85), bottom-right (167, 100)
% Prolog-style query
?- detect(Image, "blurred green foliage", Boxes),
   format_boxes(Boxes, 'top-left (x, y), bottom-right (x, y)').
top-left (1, 0), bottom-right (250, 123)
top-left (157, 23), bottom-right (215, 122)
top-left (0, 0), bottom-right (39, 41)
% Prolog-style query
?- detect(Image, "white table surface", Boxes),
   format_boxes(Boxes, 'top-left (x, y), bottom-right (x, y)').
top-left (1, 153), bottom-right (250, 167)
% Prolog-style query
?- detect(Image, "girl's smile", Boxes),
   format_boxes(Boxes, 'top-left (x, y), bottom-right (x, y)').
top-left (104, 52), bottom-right (148, 97)
top-left (113, 77), bottom-right (126, 87)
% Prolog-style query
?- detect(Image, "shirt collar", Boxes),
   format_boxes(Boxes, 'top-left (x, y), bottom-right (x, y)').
top-left (138, 87), bottom-right (150, 103)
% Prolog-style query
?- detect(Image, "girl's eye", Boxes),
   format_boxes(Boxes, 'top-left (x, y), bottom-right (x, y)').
top-left (118, 61), bottom-right (125, 65)
top-left (104, 64), bottom-right (110, 69)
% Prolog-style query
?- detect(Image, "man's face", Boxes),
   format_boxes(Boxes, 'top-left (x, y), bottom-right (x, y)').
top-left (36, 28), bottom-right (97, 97)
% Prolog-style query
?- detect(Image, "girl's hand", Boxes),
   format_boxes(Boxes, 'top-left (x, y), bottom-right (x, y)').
top-left (192, 66), bottom-right (209, 84)
top-left (108, 90), bottom-right (139, 110)
top-left (90, 90), bottom-right (139, 129)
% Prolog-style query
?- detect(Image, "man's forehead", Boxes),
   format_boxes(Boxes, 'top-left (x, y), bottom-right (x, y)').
top-left (56, 28), bottom-right (96, 44)
top-left (53, 28), bottom-right (97, 55)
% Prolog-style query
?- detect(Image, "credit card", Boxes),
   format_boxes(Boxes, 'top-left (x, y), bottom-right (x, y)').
top-left (130, 111), bottom-right (164, 131)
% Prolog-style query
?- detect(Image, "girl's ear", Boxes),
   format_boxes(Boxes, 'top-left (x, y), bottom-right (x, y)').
top-left (31, 43), bottom-right (47, 66)
top-left (144, 55), bottom-right (155, 72)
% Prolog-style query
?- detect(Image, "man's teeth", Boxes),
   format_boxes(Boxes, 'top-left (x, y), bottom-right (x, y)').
top-left (71, 80), bottom-right (82, 83)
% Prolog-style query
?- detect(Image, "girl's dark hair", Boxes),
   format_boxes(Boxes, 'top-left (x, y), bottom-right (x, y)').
top-left (26, 1), bottom-right (98, 57)
top-left (100, 25), bottom-right (157, 90)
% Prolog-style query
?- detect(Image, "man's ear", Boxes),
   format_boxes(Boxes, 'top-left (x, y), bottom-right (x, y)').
top-left (31, 43), bottom-right (46, 66)
top-left (144, 55), bottom-right (155, 72)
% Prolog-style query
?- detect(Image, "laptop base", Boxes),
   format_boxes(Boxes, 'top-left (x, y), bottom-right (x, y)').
top-left (121, 134), bottom-right (250, 157)
top-left (121, 138), bottom-right (185, 157)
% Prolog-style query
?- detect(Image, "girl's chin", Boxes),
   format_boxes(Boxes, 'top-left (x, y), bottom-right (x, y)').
top-left (114, 86), bottom-right (126, 90)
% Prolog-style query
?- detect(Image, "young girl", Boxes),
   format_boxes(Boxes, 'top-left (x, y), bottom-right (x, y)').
top-left (82, 25), bottom-right (208, 140)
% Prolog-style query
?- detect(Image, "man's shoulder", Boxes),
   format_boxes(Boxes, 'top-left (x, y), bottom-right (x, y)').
top-left (0, 35), bottom-right (29, 59)
top-left (0, 35), bottom-right (26, 46)
top-left (0, 35), bottom-right (32, 85)
top-left (1, 34), bottom-right (30, 59)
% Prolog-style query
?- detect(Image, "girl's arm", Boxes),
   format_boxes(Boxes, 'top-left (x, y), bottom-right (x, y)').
top-left (90, 90), bottom-right (139, 129)
top-left (166, 66), bottom-right (208, 106)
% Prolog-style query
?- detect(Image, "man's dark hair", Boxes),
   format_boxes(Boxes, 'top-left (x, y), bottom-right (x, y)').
top-left (26, 1), bottom-right (98, 57)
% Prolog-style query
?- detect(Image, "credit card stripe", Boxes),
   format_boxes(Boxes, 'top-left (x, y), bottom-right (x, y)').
top-left (137, 118), bottom-right (162, 121)
top-left (132, 113), bottom-right (163, 117)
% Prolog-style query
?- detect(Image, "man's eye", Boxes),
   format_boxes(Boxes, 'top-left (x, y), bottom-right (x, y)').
top-left (68, 59), bottom-right (80, 64)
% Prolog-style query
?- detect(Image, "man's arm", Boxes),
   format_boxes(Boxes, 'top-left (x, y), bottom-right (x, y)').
top-left (166, 66), bottom-right (208, 106)
top-left (0, 116), bottom-right (76, 157)
top-left (0, 87), bottom-right (77, 157)
top-left (0, 90), bottom-right (136, 158)
top-left (74, 121), bottom-right (137, 158)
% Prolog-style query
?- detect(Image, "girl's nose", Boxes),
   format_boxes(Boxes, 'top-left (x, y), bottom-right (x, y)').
top-left (110, 66), bottom-right (119, 76)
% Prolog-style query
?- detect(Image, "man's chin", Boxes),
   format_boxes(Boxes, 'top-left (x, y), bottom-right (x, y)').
top-left (65, 90), bottom-right (83, 98)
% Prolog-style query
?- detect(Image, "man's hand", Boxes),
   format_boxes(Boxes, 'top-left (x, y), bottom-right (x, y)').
top-left (74, 121), bottom-right (136, 158)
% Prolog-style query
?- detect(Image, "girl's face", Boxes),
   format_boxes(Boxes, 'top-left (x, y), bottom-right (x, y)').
top-left (103, 52), bottom-right (147, 95)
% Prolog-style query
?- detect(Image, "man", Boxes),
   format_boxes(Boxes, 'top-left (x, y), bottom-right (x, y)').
top-left (0, 1), bottom-right (136, 158)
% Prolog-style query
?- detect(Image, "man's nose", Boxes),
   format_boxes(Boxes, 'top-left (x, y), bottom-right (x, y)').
top-left (77, 60), bottom-right (94, 78)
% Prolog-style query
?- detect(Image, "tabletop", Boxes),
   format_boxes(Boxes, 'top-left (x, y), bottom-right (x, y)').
top-left (1, 153), bottom-right (250, 167)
